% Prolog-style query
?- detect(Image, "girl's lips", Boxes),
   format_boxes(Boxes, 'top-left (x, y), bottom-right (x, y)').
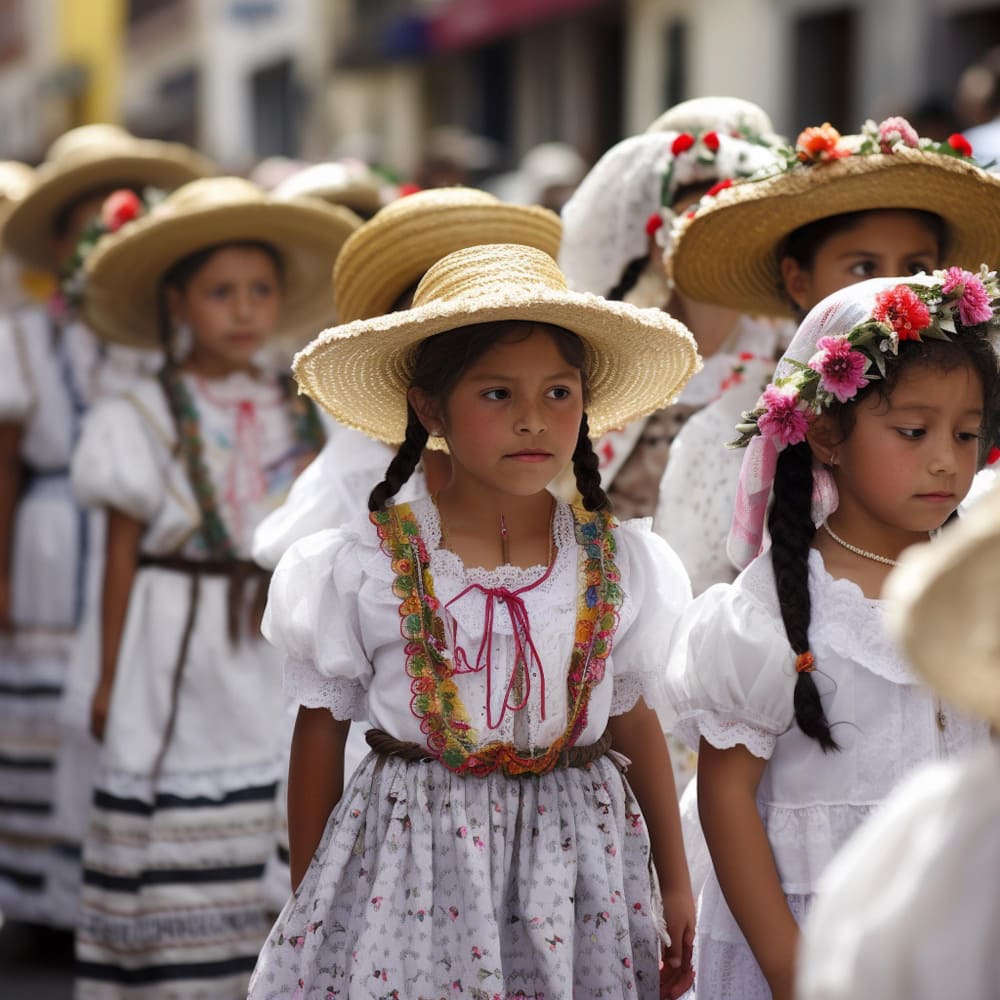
top-left (915, 492), bottom-right (955, 502)
top-left (505, 451), bottom-right (553, 463)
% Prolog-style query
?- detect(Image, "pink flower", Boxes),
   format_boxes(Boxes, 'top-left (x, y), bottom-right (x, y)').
top-left (757, 384), bottom-right (810, 446)
top-left (872, 284), bottom-right (931, 340)
top-left (808, 336), bottom-right (870, 402)
top-left (940, 267), bottom-right (994, 326)
top-left (877, 116), bottom-right (920, 152)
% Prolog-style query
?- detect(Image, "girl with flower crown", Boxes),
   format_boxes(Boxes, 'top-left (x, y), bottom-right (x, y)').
top-left (666, 269), bottom-right (1000, 1000)
top-left (656, 115), bottom-right (1000, 597)
top-left (247, 243), bottom-right (700, 999)
top-left (69, 177), bottom-right (359, 999)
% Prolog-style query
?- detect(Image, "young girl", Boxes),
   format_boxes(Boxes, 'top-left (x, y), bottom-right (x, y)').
top-left (666, 269), bottom-right (1000, 1000)
top-left (0, 127), bottom-right (211, 930)
top-left (70, 176), bottom-right (358, 998)
top-left (249, 243), bottom-right (700, 999)
top-left (656, 115), bottom-right (1000, 592)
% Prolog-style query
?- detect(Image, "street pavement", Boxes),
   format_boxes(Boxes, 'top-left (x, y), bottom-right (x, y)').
top-left (0, 919), bottom-right (74, 999)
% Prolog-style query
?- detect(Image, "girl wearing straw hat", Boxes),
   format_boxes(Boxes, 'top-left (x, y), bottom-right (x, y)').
top-left (248, 243), bottom-right (700, 999)
top-left (798, 478), bottom-right (1000, 1000)
top-left (655, 115), bottom-right (1000, 598)
top-left (667, 270), bottom-right (1000, 1000)
top-left (69, 176), bottom-right (359, 999)
top-left (0, 128), bottom-right (213, 931)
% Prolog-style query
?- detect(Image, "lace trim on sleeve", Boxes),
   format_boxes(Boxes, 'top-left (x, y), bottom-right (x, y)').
top-left (283, 658), bottom-right (367, 720)
top-left (609, 671), bottom-right (660, 716)
top-left (674, 712), bottom-right (777, 760)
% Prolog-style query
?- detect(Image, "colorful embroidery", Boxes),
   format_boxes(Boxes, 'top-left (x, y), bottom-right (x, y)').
top-left (371, 502), bottom-right (623, 776)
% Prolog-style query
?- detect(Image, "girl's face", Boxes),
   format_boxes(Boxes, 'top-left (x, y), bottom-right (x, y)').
top-left (168, 245), bottom-right (283, 372)
top-left (412, 326), bottom-right (584, 498)
top-left (819, 362), bottom-right (983, 543)
top-left (781, 210), bottom-right (940, 313)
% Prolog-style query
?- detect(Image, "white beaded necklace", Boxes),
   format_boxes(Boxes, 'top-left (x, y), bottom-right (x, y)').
top-left (822, 521), bottom-right (898, 566)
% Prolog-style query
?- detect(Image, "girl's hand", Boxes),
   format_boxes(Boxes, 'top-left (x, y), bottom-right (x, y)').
top-left (90, 681), bottom-right (113, 742)
top-left (659, 887), bottom-right (696, 998)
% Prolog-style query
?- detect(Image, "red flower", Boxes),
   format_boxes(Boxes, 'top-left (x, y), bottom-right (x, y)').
top-left (100, 189), bottom-right (143, 233)
top-left (397, 182), bottom-right (422, 197)
top-left (702, 130), bottom-right (720, 152)
top-left (872, 284), bottom-right (931, 340)
top-left (947, 133), bottom-right (973, 158)
top-left (988, 446), bottom-right (1000, 466)
top-left (705, 178), bottom-right (733, 198)
top-left (671, 133), bottom-right (695, 156)
top-left (644, 212), bottom-right (663, 236)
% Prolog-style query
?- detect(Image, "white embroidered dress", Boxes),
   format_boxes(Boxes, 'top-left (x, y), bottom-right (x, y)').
top-left (248, 497), bottom-right (691, 1000)
top-left (665, 549), bottom-right (988, 1000)
top-left (71, 370), bottom-right (315, 1000)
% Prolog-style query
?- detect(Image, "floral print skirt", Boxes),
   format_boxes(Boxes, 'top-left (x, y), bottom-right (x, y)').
top-left (249, 752), bottom-right (664, 999)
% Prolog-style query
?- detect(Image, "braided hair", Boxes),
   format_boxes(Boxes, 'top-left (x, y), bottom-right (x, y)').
top-left (368, 320), bottom-right (610, 512)
top-left (768, 441), bottom-right (837, 751)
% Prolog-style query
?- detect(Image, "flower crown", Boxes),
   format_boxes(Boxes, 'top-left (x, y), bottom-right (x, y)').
top-left (58, 187), bottom-right (162, 310)
top-left (732, 267), bottom-right (1000, 449)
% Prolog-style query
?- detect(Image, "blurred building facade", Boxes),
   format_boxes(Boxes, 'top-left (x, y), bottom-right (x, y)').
top-left (0, 0), bottom-right (997, 172)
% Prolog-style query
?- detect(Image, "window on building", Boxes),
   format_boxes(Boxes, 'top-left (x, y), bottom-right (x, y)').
top-left (0, 0), bottom-right (25, 65)
top-left (128, 0), bottom-right (183, 24)
top-left (251, 58), bottom-right (302, 158)
top-left (664, 18), bottom-right (687, 110)
top-left (793, 8), bottom-right (856, 131)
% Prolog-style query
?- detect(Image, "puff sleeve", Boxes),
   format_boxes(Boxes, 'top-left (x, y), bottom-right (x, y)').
top-left (665, 581), bottom-right (796, 759)
top-left (609, 518), bottom-right (693, 718)
top-left (262, 527), bottom-right (373, 720)
top-left (71, 394), bottom-right (167, 523)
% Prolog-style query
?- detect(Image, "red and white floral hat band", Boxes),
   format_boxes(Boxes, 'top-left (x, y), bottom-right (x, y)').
top-left (726, 270), bottom-right (1000, 569)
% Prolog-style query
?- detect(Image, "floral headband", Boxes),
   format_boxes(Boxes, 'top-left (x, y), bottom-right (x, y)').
top-left (732, 267), bottom-right (1000, 450)
top-left (727, 270), bottom-right (1000, 569)
top-left (58, 187), bottom-right (159, 312)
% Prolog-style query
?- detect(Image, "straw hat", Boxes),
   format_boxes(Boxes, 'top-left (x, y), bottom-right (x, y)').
top-left (3, 124), bottom-right (215, 271)
top-left (332, 187), bottom-right (562, 323)
top-left (886, 477), bottom-right (1000, 727)
top-left (272, 160), bottom-right (384, 217)
top-left (295, 243), bottom-right (701, 446)
top-left (0, 161), bottom-right (34, 232)
top-left (82, 176), bottom-right (361, 348)
top-left (671, 121), bottom-right (1000, 317)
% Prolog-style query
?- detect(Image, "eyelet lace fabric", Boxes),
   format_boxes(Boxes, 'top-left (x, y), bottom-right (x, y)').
top-left (284, 659), bottom-right (368, 722)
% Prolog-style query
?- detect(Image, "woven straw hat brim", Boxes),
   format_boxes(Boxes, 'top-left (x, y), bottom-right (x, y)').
top-left (672, 149), bottom-right (1000, 317)
top-left (4, 145), bottom-right (215, 271)
top-left (294, 288), bottom-right (701, 447)
top-left (886, 480), bottom-right (1000, 727)
top-left (82, 197), bottom-right (361, 349)
top-left (333, 195), bottom-right (562, 322)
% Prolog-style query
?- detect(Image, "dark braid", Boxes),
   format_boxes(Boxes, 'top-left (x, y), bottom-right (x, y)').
top-left (768, 441), bottom-right (838, 752)
top-left (607, 256), bottom-right (649, 302)
top-left (368, 405), bottom-right (429, 512)
top-left (572, 413), bottom-right (610, 512)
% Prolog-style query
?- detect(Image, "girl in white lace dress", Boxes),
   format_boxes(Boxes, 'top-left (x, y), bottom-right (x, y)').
top-left (666, 273), bottom-right (1000, 1000)
top-left (248, 244), bottom-right (701, 999)
top-left (69, 177), bottom-right (357, 999)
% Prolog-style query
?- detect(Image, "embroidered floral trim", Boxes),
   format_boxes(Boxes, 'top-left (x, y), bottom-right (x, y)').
top-left (371, 502), bottom-right (623, 776)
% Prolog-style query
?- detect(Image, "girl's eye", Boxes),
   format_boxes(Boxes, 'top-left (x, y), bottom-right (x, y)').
top-left (906, 260), bottom-right (935, 276)
top-left (547, 386), bottom-right (572, 400)
top-left (253, 282), bottom-right (276, 297)
top-left (957, 431), bottom-right (981, 443)
top-left (896, 427), bottom-right (925, 439)
top-left (483, 388), bottom-right (510, 401)
top-left (209, 285), bottom-right (230, 299)
top-left (848, 260), bottom-right (876, 278)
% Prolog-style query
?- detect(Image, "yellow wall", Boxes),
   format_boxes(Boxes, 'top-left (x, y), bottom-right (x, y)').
top-left (58, 0), bottom-right (127, 124)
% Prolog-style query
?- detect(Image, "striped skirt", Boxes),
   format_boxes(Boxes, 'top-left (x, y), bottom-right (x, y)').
top-left (75, 776), bottom-right (279, 999)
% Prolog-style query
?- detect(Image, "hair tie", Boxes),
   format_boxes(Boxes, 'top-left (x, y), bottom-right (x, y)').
top-left (795, 652), bottom-right (816, 674)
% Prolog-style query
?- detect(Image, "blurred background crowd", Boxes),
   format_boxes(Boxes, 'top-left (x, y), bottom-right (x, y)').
top-left (1, 0), bottom-right (999, 199)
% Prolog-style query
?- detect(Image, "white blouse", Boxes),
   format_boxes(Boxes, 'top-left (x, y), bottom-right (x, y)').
top-left (666, 549), bottom-right (987, 895)
top-left (264, 496), bottom-right (692, 750)
top-left (73, 370), bottom-right (314, 557)
top-left (797, 743), bottom-right (1000, 999)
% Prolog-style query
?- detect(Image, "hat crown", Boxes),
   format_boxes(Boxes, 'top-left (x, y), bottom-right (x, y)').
top-left (412, 244), bottom-right (568, 309)
top-left (0, 161), bottom-right (33, 201)
top-left (155, 176), bottom-right (265, 217)
top-left (45, 124), bottom-right (140, 164)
